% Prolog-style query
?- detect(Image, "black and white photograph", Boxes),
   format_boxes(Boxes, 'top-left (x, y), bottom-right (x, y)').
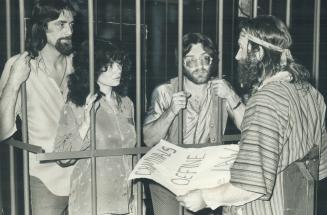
top-left (0, 0), bottom-right (327, 214)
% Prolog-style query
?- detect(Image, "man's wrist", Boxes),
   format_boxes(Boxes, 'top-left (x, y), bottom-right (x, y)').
top-left (227, 93), bottom-right (241, 110)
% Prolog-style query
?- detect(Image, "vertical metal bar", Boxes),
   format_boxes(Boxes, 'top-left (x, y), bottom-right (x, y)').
top-left (95, 0), bottom-right (98, 36)
top-left (313, 0), bottom-right (321, 88)
top-left (230, 0), bottom-right (236, 89)
top-left (201, 0), bottom-right (204, 33)
top-left (136, 1), bottom-right (143, 215)
top-left (6, 0), bottom-right (17, 214)
top-left (269, 0), bottom-right (273, 15)
top-left (165, 0), bottom-right (168, 80)
top-left (285, 0), bottom-right (292, 27)
top-left (88, 0), bottom-right (97, 214)
top-left (252, 0), bottom-right (258, 17)
top-left (178, 0), bottom-right (183, 143)
top-left (178, 0), bottom-right (184, 214)
top-left (120, 0), bottom-right (123, 40)
top-left (216, 0), bottom-right (224, 144)
top-left (19, 0), bottom-right (30, 214)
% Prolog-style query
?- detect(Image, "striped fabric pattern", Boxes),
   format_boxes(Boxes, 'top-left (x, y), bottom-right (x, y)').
top-left (227, 81), bottom-right (327, 215)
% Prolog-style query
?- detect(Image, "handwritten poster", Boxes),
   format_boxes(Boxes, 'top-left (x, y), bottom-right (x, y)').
top-left (129, 140), bottom-right (239, 196)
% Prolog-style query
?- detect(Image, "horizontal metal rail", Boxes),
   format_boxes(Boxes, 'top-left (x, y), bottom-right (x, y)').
top-left (2, 138), bottom-right (44, 154)
top-left (36, 134), bottom-right (241, 162)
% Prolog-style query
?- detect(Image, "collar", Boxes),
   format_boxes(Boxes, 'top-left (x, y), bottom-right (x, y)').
top-left (258, 71), bottom-right (293, 89)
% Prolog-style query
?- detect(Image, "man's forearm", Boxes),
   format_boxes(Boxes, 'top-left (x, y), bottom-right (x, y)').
top-left (226, 93), bottom-right (245, 130)
top-left (0, 79), bottom-right (21, 141)
top-left (143, 109), bottom-right (177, 147)
top-left (201, 183), bottom-right (262, 209)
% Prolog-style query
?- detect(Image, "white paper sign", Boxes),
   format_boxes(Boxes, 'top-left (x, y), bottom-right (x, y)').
top-left (129, 140), bottom-right (239, 196)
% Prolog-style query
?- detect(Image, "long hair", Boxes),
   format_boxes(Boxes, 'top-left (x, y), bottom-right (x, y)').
top-left (180, 33), bottom-right (218, 77)
top-left (26, 0), bottom-right (75, 57)
top-left (240, 15), bottom-right (310, 83)
top-left (67, 40), bottom-right (132, 107)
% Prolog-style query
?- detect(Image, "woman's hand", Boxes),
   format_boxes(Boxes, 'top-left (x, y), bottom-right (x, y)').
top-left (83, 93), bottom-right (100, 125)
top-left (79, 93), bottom-right (100, 139)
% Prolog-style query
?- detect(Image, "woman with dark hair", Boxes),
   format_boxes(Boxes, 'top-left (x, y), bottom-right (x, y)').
top-left (54, 41), bottom-right (136, 215)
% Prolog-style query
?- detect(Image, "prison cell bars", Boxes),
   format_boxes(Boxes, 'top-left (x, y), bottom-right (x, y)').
top-left (8, 0), bottom-right (322, 214)
top-left (286, 0), bottom-right (292, 27)
top-left (313, 0), bottom-right (321, 88)
top-left (136, 0), bottom-right (144, 214)
top-left (177, 0), bottom-right (184, 214)
top-left (88, 0), bottom-right (98, 214)
top-left (18, 0), bottom-right (31, 214)
top-left (5, 0), bottom-right (17, 214)
top-left (216, 0), bottom-right (224, 145)
top-left (252, 0), bottom-right (258, 18)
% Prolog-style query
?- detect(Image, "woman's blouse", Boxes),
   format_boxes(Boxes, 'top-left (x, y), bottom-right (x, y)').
top-left (54, 96), bottom-right (136, 215)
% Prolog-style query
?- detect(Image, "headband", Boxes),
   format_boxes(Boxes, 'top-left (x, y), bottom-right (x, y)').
top-left (242, 31), bottom-right (294, 66)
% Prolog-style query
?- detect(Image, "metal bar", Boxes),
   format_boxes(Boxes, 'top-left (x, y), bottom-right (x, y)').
top-left (165, 0), bottom-right (168, 80)
top-left (95, 0), bottom-right (98, 36)
top-left (201, 0), bottom-right (204, 33)
top-left (37, 133), bottom-right (241, 161)
top-left (313, 0), bottom-right (321, 88)
top-left (269, 0), bottom-right (273, 15)
top-left (5, 138), bottom-right (44, 154)
top-left (230, 0), bottom-right (236, 85)
top-left (285, 0), bottom-right (292, 27)
top-left (6, 0), bottom-right (17, 214)
top-left (178, 1), bottom-right (184, 213)
top-left (37, 148), bottom-right (149, 162)
top-left (216, 0), bottom-right (224, 145)
top-left (88, 0), bottom-right (97, 214)
top-left (136, 0), bottom-right (143, 214)
top-left (252, 0), bottom-right (258, 17)
top-left (178, 0), bottom-right (183, 145)
top-left (120, 0), bottom-right (123, 40)
top-left (19, 0), bottom-right (30, 213)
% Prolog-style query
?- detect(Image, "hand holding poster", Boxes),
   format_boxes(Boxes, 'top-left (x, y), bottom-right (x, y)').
top-left (129, 140), bottom-right (239, 196)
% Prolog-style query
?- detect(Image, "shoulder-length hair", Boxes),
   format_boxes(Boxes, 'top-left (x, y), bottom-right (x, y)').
top-left (26, 0), bottom-right (75, 57)
top-left (240, 15), bottom-right (310, 84)
top-left (67, 40), bottom-right (132, 107)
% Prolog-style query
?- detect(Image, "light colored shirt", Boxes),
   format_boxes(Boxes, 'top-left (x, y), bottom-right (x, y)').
top-left (54, 97), bottom-right (136, 215)
top-left (0, 54), bottom-right (74, 196)
top-left (226, 79), bottom-right (327, 215)
top-left (144, 77), bottom-right (228, 145)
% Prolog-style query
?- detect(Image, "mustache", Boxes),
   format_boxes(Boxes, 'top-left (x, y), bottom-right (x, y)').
top-left (58, 36), bottom-right (72, 41)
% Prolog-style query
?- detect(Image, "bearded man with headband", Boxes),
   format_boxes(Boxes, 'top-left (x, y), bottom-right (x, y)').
top-left (178, 15), bottom-right (327, 215)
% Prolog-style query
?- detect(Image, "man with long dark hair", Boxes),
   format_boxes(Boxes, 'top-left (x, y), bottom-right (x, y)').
top-left (177, 15), bottom-right (327, 215)
top-left (0, 0), bottom-right (75, 214)
top-left (143, 33), bottom-right (244, 215)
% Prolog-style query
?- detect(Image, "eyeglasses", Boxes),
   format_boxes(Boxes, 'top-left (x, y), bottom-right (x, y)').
top-left (183, 54), bottom-right (213, 69)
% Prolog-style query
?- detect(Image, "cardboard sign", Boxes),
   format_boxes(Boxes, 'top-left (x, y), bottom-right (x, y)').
top-left (129, 140), bottom-right (239, 196)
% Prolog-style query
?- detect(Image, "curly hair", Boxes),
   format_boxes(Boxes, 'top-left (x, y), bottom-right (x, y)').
top-left (26, 0), bottom-right (75, 57)
top-left (67, 40), bottom-right (132, 107)
top-left (240, 15), bottom-right (310, 84)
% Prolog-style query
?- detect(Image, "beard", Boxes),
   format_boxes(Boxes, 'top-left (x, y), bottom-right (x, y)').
top-left (237, 57), bottom-right (262, 96)
top-left (184, 67), bottom-right (211, 84)
top-left (55, 36), bottom-right (73, 56)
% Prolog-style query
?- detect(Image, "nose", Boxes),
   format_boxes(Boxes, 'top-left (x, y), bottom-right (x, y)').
top-left (65, 24), bottom-right (73, 36)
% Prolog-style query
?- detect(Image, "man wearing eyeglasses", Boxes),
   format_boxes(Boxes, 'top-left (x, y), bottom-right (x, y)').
top-left (143, 33), bottom-right (244, 215)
